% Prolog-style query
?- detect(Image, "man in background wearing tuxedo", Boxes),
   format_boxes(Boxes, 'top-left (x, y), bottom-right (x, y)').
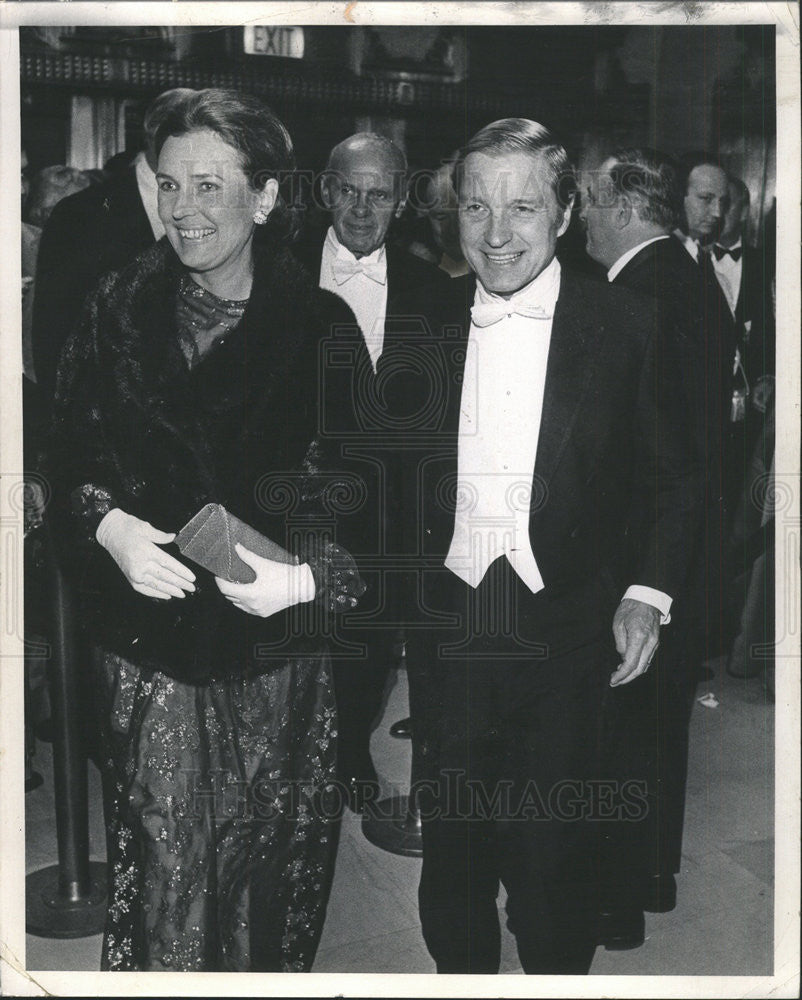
top-left (380, 120), bottom-right (702, 974)
top-left (580, 146), bottom-right (726, 948)
top-left (676, 151), bottom-right (750, 610)
top-left (675, 153), bottom-right (731, 259)
top-left (295, 132), bottom-right (445, 811)
top-left (710, 175), bottom-right (775, 400)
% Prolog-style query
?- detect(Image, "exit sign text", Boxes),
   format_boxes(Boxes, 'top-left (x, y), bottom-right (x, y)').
top-left (243, 26), bottom-right (305, 59)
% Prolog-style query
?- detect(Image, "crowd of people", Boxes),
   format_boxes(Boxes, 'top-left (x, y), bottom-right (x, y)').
top-left (21, 87), bottom-right (775, 974)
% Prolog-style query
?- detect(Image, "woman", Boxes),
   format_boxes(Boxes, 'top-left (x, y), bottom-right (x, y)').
top-left (50, 90), bottom-right (363, 972)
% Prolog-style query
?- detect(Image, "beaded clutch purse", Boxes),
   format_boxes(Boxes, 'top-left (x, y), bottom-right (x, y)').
top-left (175, 503), bottom-right (297, 584)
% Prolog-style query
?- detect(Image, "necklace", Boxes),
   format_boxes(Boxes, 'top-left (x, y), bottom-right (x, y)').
top-left (176, 274), bottom-right (248, 368)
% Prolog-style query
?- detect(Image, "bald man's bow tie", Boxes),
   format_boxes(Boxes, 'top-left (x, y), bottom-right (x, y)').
top-left (711, 244), bottom-right (743, 262)
top-left (470, 301), bottom-right (553, 328)
top-left (331, 259), bottom-right (387, 285)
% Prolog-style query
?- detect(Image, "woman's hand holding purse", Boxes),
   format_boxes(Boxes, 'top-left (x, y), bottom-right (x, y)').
top-left (96, 508), bottom-right (196, 600)
top-left (215, 542), bottom-right (316, 617)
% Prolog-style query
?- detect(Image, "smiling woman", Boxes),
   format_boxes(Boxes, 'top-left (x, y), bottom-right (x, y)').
top-left (156, 129), bottom-right (277, 299)
top-left (48, 89), bottom-right (363, 972)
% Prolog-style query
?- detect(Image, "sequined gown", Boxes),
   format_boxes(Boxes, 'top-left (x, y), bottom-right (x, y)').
top-left (50, 242), bottom-right (363, 972)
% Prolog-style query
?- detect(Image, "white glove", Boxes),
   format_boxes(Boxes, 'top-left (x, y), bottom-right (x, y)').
top-left (96, 508), bottom-right (196, 600)
top-left (215, 542), bottom-right (315, 618)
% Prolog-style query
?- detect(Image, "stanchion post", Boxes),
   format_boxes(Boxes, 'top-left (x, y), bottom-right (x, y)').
top-left (26, 517), bottom-right (106, 938)
top-left (361, 644), bottom-right (428, 857)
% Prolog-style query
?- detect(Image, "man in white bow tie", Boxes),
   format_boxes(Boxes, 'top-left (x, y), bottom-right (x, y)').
top-left (317, 133), bottom-right (404, 370)
top-left (295, 132), bottom-right (445, 812)
top-left (378, 119), bottom-right (702, 975)
top-left (314, 132), bottom-right (444, 370)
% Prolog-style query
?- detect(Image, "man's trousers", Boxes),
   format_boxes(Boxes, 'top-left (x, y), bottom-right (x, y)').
top-left (407, 557), bottom-right (620, 974)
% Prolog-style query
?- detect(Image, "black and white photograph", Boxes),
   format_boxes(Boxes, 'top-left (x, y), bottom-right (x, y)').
top-left (0, 2), bottom-right (799, 996)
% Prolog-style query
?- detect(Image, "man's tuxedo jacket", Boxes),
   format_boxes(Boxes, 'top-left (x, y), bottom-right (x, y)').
top-left (32, 166), bottom-right (154, 399)
top-left (378, 268), bottom-right (703, 649)
top-left (292, 229), bottom-right (447, 562)
top-left (292, 229), bottom-right (446, 340)
top-left (612, 236), bottom-right (736, 478)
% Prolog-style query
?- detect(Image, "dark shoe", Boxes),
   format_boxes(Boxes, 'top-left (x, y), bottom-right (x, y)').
top-left (643, 873), bottom-right (677, 913)
top-left (389, 716), bottom-right (412, 739)
top-left (598, 907), bottom-right (645, 950)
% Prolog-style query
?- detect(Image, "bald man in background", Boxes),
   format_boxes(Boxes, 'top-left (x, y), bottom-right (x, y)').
top-left (298, 133), bottom-right (445, 367)
top-left (675, 154), bottom-right (730, 259)
top-left (675, 153), bottom-right (755, 533)
top-left (295, 133), bottom-right (446, 812)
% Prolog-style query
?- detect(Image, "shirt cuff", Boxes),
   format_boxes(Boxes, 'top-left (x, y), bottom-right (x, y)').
top-left (623, 585), bottom-right (672, 625)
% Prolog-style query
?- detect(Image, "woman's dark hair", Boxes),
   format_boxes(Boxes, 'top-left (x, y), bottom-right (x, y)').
top-left (154, 88), bottom-right (299, 240)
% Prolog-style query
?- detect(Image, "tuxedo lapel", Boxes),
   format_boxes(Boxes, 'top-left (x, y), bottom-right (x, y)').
top-left (447, 276), bottom-right (475, 430)
top-left (385, 244), bottom-right (407, 292)
top-left (434, 270), bottom-right (598, 492)
top-left (534, 274), bottom-right (599, 488)
top-left (427, 282), bottom-right (472, 525)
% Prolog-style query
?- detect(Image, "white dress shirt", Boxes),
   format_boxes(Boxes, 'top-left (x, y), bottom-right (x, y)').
top-left (134, 151), bottom-right (165, 241)
top-left (607, 235), bottom-right (671, 283)
top-left (445, 257), bottom-right (672, 622)
top-left (444, 260), bottom-right (560, 593)
top-left (709, 238), bottom-right (743, 316)
top-left (319, 226), bottom-right (388, 371)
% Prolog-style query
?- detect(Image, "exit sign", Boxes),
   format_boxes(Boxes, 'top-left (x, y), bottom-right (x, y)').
top-left (243, 26), bottom-right (305, 59)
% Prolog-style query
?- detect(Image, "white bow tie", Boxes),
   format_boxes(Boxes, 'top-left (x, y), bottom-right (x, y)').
top-left (470, 300), bottom-right (553, 328)
top-left (331, 258), bottom-right (387, 286)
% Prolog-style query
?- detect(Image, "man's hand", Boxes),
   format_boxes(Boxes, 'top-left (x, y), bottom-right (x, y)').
top-left (610, 598), bottom-right (661, 687)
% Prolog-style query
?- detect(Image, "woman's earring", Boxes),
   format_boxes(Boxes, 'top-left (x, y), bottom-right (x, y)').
top-left (253, 208), bottom-right (269, 225)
